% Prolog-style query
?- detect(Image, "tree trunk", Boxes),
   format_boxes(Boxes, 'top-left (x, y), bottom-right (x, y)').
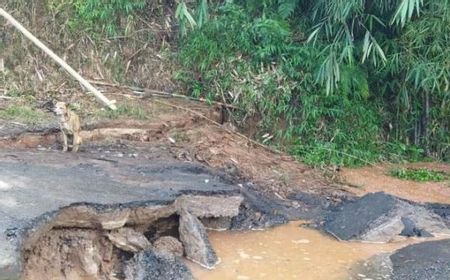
top-left (421, 91), bottom-right (430, 156)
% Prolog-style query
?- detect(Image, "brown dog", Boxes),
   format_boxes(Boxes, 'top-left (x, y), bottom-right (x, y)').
top-left (54, 102), bottom-right (82, 152)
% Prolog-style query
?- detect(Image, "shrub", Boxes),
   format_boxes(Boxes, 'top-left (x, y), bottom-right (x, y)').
top-left (175, 0), bottom-right (450, 166)
top-left (390, 168), bottom-right (448, 182)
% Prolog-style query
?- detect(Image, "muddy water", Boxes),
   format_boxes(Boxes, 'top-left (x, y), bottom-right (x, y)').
top-left (189, 222), bottom-right (421, 280)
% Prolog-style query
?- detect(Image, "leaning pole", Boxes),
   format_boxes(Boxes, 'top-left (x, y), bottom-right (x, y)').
top-left (0, 8), bottom-right (117, 110)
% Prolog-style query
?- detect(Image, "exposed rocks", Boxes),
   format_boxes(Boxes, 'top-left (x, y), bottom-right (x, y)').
top-left (13, 191), bottom-right (243, 280)
top-left (16, 194), bottom-right (238, 279)
top-left (107, 228), bottom-right (151, 253)
top-left (179, 210), bottom-right (219, 269)
top-left (153, 236), bottom-right (184, 257)
top-left (124, 250), bottom-right (194, 280)
top-left (323, 192), bottom-right (450, 242)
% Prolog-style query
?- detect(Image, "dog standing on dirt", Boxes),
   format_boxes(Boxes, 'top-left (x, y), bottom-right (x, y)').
top-left (53, 102), bottom-right (82, 152)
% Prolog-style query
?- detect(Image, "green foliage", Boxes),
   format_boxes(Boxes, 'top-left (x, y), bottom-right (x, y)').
top-left (48, 0), bottom-right (146, 35)
top-left (390, 168), bottom-right (448, 182)
top-left (0, 105), bottom-right (49, 124)
top-left (177, 3), bottom-right (383, 166)
top-left (176, 1), bottom-right (198, 37)
top-left (385, 142), bottom-right (425, 162)
top-left (176, 0), bottom-right (450, 166)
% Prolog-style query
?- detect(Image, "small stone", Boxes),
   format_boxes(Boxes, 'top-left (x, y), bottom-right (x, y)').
top-left (124, 250), bottom-right (194, 280)
top-left (153, 236), bottom-right (184, 257)
top-left (107, 228), bottom-right (151, 253)
top-left (116, 153), bottom-right (124, 158)
top-left (238, 250), bottom-right (250, 259)
top-left (195, 154), bottom-right (204, 162)
top-left (292, 239), bottom-right (310, 244)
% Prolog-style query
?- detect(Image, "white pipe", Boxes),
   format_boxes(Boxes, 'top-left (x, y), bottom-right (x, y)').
top-left (0, 8), bottom-right (117, 110)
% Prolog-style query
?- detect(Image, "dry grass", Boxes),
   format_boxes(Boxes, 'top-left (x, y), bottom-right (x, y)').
top-left (2, 0), bottom-right (179, 106)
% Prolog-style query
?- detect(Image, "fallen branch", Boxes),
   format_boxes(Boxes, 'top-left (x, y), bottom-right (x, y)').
top-left (152, 99), bottom-right (283, 155)
top-left (313, 146), bottom-right (382, 169)
top-left (88, 80), bottom-right (240, 110)
top-left (0, 8), bottom-right (117, 110)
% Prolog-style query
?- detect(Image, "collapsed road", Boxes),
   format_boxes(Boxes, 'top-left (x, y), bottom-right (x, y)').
top-left (0, 146), bottom-right (294, 280)
top-left (0, 149), bottom-right (239, 279)
top-left (1, 144), bottom-right (450, 279)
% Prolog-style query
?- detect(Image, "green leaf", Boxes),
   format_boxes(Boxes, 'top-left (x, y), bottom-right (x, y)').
top-left (391, 0), bottom-right (424, 27)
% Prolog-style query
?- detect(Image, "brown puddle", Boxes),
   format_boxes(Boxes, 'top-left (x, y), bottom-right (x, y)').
top-left (188, 222), bottom-right (425, 280)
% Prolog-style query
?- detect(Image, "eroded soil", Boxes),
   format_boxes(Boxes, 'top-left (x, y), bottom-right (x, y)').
top-left (341, 163), bottom-right (450, 204)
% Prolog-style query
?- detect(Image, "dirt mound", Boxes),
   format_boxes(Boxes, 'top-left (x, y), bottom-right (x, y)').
top-left (323, 192), bottom-right (450, 242)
